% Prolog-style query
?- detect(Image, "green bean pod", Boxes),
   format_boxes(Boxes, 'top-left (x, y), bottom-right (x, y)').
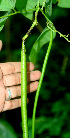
top-left (32, 31), bottom-right (53, 138)
top-left (21, 41), bottom-right (28, 138)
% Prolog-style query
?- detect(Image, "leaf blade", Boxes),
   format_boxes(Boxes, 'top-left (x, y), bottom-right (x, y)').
top-left (0, 0), bottom-right (16, 11)
top-left (0, 10), bottom-right (12, 31)
top-left (22, 0), bottom-right (37, 20)
top-left (45, 0), bottom-right (52, 16)
top-left (29, 28), bottom-right (56, 64)
top-left (58, 0), bottom-right (70, 8)
top-left (16, 0), bottom-right (27, 11)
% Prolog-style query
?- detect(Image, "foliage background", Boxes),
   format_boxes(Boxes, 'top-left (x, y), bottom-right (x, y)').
top-left (0, 0), bottom-right (70, 138)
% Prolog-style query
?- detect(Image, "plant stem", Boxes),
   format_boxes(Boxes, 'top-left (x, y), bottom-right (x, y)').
top-left (22, 20), bottom-right (37, 41)
top-left (0, 11), bottom-right (21, 19)
top-left (22, 2), bottom-right (39, 41)
top-left (40, 8), bottom-right (70, 42)
top-left (0, 8), bottom-right (36, 19)
top-left (32, 31), bottom-right (53, 138)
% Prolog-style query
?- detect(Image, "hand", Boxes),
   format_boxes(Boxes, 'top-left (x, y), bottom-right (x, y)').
top-left (0, 62), bottom-right (41, 112)
top-left (0, 40), bottom-right (2, 51)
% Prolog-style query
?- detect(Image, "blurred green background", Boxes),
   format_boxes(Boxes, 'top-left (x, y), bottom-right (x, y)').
top-left (0, 4), bottom-right (70, 138)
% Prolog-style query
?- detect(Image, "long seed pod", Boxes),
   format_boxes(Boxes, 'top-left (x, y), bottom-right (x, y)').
top-left (21, 40), bottom-right (28, 138)
top-left (32, 31), bottom-right (53, 138)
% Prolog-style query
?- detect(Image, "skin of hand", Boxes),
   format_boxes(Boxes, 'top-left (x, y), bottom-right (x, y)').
top-left (0, 63), bottom-right (41, 113)
top-left (0, 40), bottom-right (41, 112)
top-left (0, 40), bottom-right (2, 51)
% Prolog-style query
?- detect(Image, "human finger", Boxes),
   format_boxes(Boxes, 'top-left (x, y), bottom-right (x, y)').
top-left (3, 71), bottom-right (41, 86)
top-left (3, 73), bottom-right (21, 86)
top-left (0, 67), bottom-right (2, 79)
top-left (5, 81), bottom-right (39, 99)
top-left (0, 40), bottom-right (2, 51)
top-left (2, 98), bottom-right (29, 111)
top-left (27, 70), bottom-right (41, 82)
top-left (27, 81), bottom-right (39, 93)
top-left (0, 79), bottom-right (5, 112)
top-left (0, 62), bottom-right (35, 75)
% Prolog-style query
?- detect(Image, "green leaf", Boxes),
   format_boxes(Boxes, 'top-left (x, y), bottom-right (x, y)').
top-left (16, 0), bottom-right (35, 19)
top-left (0, 10), bottom-right (12, 31)
top-left (51, 100), bottom-right (63, 113)
top-left (22, 0), bottom-right (37, 20)
top-left (39, 0), bottom-right (45, 5)
top-left (58, 0), bottom-right (70, 8)
top-left (0, 120), bottom-right (17, 138)
top-left (0, 0), bottom-right (16, 11)
top-left (65, 93), bottom-right (70, 102)
top-left (52, 0), bottom-right (58, 4)
top-left (0, 11), bottom-right (12, 24)
top-left (62, 132), bottom-right (70, 138)
top-left (28, 116), bottom-right (63, 136)
top-left (24, 0), bottom-right (37, 10)
top-left (22, 11), bottom-right (33, 20)
top-left (45, 0), bottom-right (52, 16)
top-left (28, 117), bottom-right (48, 137)
top-left (29, 28), bottom-right (56, 64)
top-left (0, 25), bottom-right (4, 31)
top-left (16, 0), bottom-right (27, 11)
